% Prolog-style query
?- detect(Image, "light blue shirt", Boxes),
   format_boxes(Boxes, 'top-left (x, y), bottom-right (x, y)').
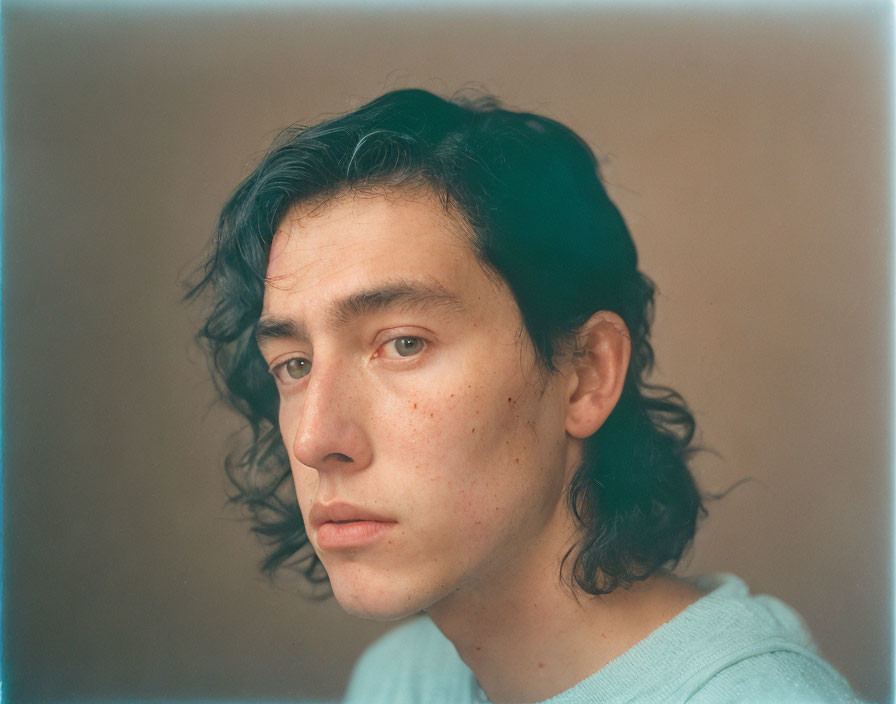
top-left (344, 574), bottom-right (863, 703)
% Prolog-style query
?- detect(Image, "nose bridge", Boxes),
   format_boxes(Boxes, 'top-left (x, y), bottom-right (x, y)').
top-left (292, 357), bottom-right (372, 471)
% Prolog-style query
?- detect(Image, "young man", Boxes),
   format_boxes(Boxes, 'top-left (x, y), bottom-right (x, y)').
top-left (191, 89), bottom-right (861, 703)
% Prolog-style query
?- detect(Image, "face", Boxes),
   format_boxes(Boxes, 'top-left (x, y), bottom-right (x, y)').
top-left (258, 190), bottom-right (580, 620)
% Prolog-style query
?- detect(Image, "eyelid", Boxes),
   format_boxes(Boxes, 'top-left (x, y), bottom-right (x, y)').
top-left (373, 330), bottom-right (432, 362)
top-left (380, 336), bottom-right (427, 359)
top-left (268, 355), bottom-right (312, 385)
top-left (265, 327), bottom-right (432, 381)
top-left (372, 325), bottom-right (434, 347)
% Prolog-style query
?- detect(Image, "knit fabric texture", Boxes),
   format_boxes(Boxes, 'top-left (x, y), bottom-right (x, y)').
top-left (343, 574), bottom-right (863, 704)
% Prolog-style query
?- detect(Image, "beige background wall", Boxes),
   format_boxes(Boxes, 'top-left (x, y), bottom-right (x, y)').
top-left (3, 4), bottom-right (890, 703)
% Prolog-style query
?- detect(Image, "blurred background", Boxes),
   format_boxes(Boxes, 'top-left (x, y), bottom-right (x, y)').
top-left (2, 2), bottom-right (890, 703)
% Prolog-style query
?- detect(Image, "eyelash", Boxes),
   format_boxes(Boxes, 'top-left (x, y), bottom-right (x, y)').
top-left (374, 335), bottom-right (428, 360)
top-left (268, 357), bottom-right (311, 385)
top-left (268, 335), bottom-right (429, 386)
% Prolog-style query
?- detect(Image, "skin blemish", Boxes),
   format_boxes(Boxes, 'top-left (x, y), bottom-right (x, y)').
top-left (515, 458), bottom-right (519, 464)
top-left (472, 427), bottom-right (476, 433)
top-left (413, 403), bottom-right (417, 409)
top-left (538, 663), bottom-right (545, 669)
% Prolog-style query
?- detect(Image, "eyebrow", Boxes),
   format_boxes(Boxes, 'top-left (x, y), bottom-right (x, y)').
top-left (254, 279), bottom-right (466, 347)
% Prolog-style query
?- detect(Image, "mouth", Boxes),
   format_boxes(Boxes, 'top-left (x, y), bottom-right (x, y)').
top-left (309, 502), bottom-right (397, 550)
top-left (316, 519), bottom-right (396, 550)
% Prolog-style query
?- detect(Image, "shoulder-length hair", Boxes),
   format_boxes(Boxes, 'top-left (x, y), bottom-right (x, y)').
top-left (189, 89), bottom-right (705, 595)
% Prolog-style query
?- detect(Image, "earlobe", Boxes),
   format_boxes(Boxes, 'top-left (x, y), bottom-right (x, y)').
top-left (564, 311), bottom-right (632, 439)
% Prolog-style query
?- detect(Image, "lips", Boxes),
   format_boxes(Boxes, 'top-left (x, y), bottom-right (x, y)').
top-left (309, 502), bottom-right (397, 550)
top-left (309, 501), bottom-right (394, 529)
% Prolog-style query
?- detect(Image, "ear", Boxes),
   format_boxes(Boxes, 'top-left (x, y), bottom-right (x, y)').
top-left (564, 311), bottom-right (632, 439)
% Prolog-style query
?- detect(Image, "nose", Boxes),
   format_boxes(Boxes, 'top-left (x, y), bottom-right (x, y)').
top-left (290, 361), bottom-right (373, 473)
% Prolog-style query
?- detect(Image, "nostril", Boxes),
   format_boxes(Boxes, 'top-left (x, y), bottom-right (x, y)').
top-left (324, 452), bottom-right (354, 463)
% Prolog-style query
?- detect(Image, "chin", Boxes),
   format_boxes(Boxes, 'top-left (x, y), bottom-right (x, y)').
top-left (327, 565), bottom-right (439, 621)
top-left (331, 583), bottom-right (425, 621)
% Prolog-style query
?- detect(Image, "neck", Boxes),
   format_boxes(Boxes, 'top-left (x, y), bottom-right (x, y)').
top-left (426, 535), bottom-right (702, 704)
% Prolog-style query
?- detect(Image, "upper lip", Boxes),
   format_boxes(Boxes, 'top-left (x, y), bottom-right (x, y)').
top-left (309, 502), bottom-right (395, 529)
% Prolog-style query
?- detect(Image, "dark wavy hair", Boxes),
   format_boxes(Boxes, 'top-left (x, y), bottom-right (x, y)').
top-left (189, 88), bottom-right (705, 595)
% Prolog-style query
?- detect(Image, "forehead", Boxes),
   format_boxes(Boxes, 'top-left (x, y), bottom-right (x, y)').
top-left (263, 191), bottom-right (496, 313)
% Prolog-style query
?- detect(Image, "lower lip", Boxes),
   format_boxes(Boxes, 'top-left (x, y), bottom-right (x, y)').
top-left (316, 520), bottom-right (396, 550)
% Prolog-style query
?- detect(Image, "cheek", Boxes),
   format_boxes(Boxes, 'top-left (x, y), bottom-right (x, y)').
top-left (388, 387), bottom-right (519, 457)
top-left (282, 461), bottom-right (317, 532)
top-left (278, 399), bottom-right (298, 450)
top-left (290, 464), bottom-right (318, 510)
top-left (386, 383), bottom-right (535, 509)
top-left (277, 402), bottom-right (317, 512)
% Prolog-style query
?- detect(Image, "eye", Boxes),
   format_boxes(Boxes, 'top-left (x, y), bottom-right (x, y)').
top-left (382, 336), bottom-right (426, 359)
top-left (272, 357), bottom-right (311, 383)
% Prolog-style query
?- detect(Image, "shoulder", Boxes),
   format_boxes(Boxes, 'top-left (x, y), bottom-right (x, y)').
top-left (343, 617), bottom-right (478, 704)
top-left (674, 575), bottom-right (864, 703)
top-left (577, 574), bottom-right (864, 704)
top-left (686, 650), bottom-right (865, 703)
